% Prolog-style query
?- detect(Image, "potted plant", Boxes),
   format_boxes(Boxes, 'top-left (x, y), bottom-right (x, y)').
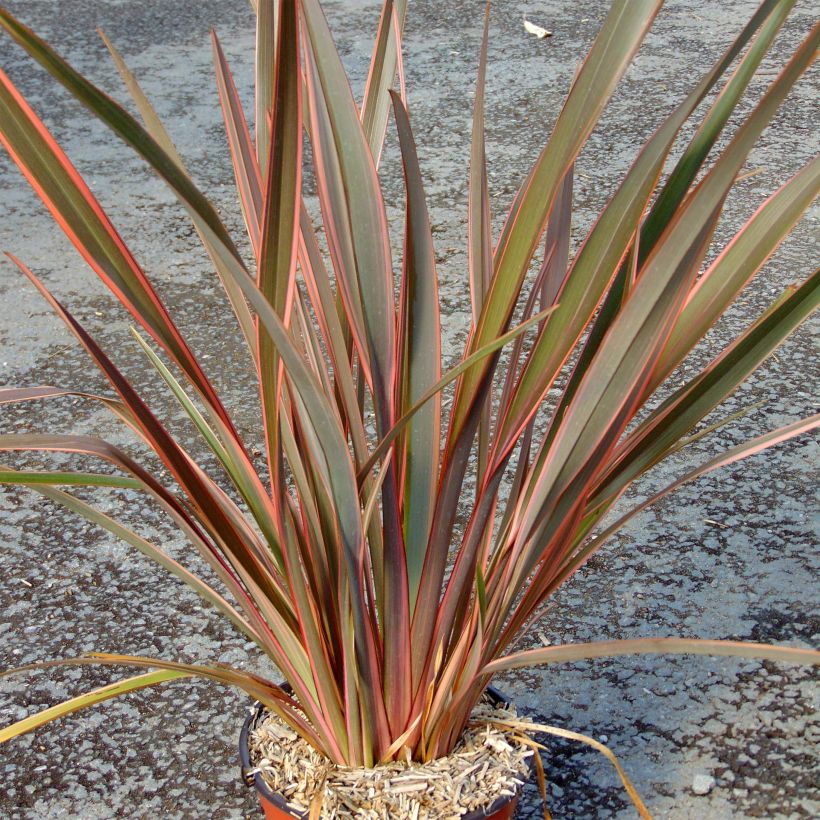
top-left (0, 0), bottom-right (818, 816)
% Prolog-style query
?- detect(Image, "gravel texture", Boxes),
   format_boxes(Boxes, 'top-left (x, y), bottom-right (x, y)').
top-left (0, 1), bottom-right (818, 818)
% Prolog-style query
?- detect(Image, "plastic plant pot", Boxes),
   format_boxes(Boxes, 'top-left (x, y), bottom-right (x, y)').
top-left (239, 687), bottom-right (531, 819)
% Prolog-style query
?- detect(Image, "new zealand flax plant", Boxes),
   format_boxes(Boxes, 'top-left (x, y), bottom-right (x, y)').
top-left (0, 0), bottom-right (818, 804)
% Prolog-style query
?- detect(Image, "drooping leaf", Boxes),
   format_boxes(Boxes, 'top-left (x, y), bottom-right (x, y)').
top-left (484, 636), bottom-right (820, 675)
top-left (2, 472), bottom-right (261, 643)
top-left (0, 671), bottom-right (189, 743)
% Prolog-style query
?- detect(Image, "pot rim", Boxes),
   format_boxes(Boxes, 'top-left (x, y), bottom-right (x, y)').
top-left (239, 685), bottom-right (531, 819)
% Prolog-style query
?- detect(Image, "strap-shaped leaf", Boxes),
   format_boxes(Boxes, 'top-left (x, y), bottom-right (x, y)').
top-left (644, 0), bottom-right (796, 254)
top-left (257, 0), bottom-right (302, 504)
top-left (211, 30), bottom-right (264, 256)
top-left (391, 91), bottom-right (441, 612)
top-left (0, 383), bottom-right (132, 425)
top-left (467, 2), bottom-right (492, 326)
top-left (653, 156), bottom-right (820, 386)
top-left (98, 29), bottom-right (259, 366)
top-left (255, 0), bottom-right (278, 175)
top-left (302, 52), bottom-right (370, 381)
top-left (0, 5), bottom-right (265, 386)
top-left (0, 670), bottom-right (188, 744)
top-left (530, 0), bottom-right (799, 445)
top-left (359, 305), bottom-right (558, 482)
top-left (11, 261), bottom-right (289, 604)
top-left (469, 3), bottom-right (494, 495)
top-left (206, 202), bottom-right (392, 750)
top-left (131, 330), bottom-right (286, 571)
top-left (484, 636), bottom-right (820, 675)
top-left (0, 68), bottom-right (240, 436)
top-left (297, 203), bottom-right (369, 468)
top-left (361, 0), bottom-right (408, 164)
top-left (0, 10), bottom-right (387, 737)
top-left (586, 414), bottom-right (820, 563)
top-left (514, 209), bottom-right (719, 571)
top-left (5, 473), bottom-right (260, 643)
top-left (515, 18), bottom-right (819, 567)
top-left (0, 432), bottom-right (277, 632)
top-left (3, 653), bottom-right (331, 754)
top-left (0, 431), bottom-right (332, 745)
top-left (595, 266), bottom-right (820, 506)
top-left (0, 7), bottom-right (245, 273)
top-left (0, 470), bottom-right (141, 489)
top-left (449, 0), bottom-right (662, 442)
top-left (493, 0), bottom-right (796, 466)
top-left (301, 0), bottom-right (396, 436)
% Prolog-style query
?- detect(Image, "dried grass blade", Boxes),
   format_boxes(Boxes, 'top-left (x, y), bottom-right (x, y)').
top-left (486, 718), bottom-right (650, 819)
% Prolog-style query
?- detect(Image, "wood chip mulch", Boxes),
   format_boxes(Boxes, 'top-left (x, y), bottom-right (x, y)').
top-left (248, 696), bottom-right (535, 818)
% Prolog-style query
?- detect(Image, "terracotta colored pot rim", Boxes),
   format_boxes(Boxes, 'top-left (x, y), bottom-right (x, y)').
top-left (239, 685), bottom-right (529, 819)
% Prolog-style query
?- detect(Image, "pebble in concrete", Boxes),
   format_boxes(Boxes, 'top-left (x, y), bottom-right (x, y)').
top-left (692, 774), bottom-right (717, 796)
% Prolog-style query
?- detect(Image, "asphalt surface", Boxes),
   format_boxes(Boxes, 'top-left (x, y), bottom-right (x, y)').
top-left (0, 1), bottom-right (817, 817)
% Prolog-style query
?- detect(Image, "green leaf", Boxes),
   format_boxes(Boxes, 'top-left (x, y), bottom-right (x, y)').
top-left (597, 267), bottom-right (820, 506)
top-left (469, 2), bottom-right (494, 496)
top-left (302, 0), bottom-right (396, 436)
top-left (256, 0), bottom-right (303, 507)
top-left (358, 305), bottom-right (558, 482)
top-left (467, 2), bottom-right (492, 326)
top-left (494, 0), bottom-right (796, 465)
top-left (450, 0), bottom-right (663, 442)
top-left (130, 329), bottom-right (286, 571)
top-left (0, 671), bottom-right (188, 743)
top-left (211, 30), bottom-right (264, 255)
top-left (2, 653), bottom-right (331, 755)
top-left (589, 413), bottom-right (820, 555)
top-left (212, 207), bottom-right (392, 749)
top-left (644, 0), bottom-right (797, 255)
top-left (12, 261), bottom-right (290, 613)
top-left (7, 474), bottom-right (261, 644)
top-left (515, 18), bottom-right (820, 579)
top-left (654, 156), bottom-right (820, 386)
top-left (515, 208), bottom-right (720, 575)
top-left (0, 6), bottom-right (243, 273)
top-left (390, 91), bottom-right (441, 611)
top-left (0, 470), bottom-right (141, 489)
top-left (255, 0), bottom-right (278, 175)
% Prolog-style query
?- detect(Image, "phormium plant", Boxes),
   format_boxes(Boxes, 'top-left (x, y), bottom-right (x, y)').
top-left (0, 0), bottom-right (818, 812)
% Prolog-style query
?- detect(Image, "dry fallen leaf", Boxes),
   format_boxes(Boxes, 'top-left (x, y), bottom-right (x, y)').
top-left (523, 18), bottom-right (552, 39)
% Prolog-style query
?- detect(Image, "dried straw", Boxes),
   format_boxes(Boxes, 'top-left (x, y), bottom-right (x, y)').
top-left (248, 696), bottom-right (535, 818)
